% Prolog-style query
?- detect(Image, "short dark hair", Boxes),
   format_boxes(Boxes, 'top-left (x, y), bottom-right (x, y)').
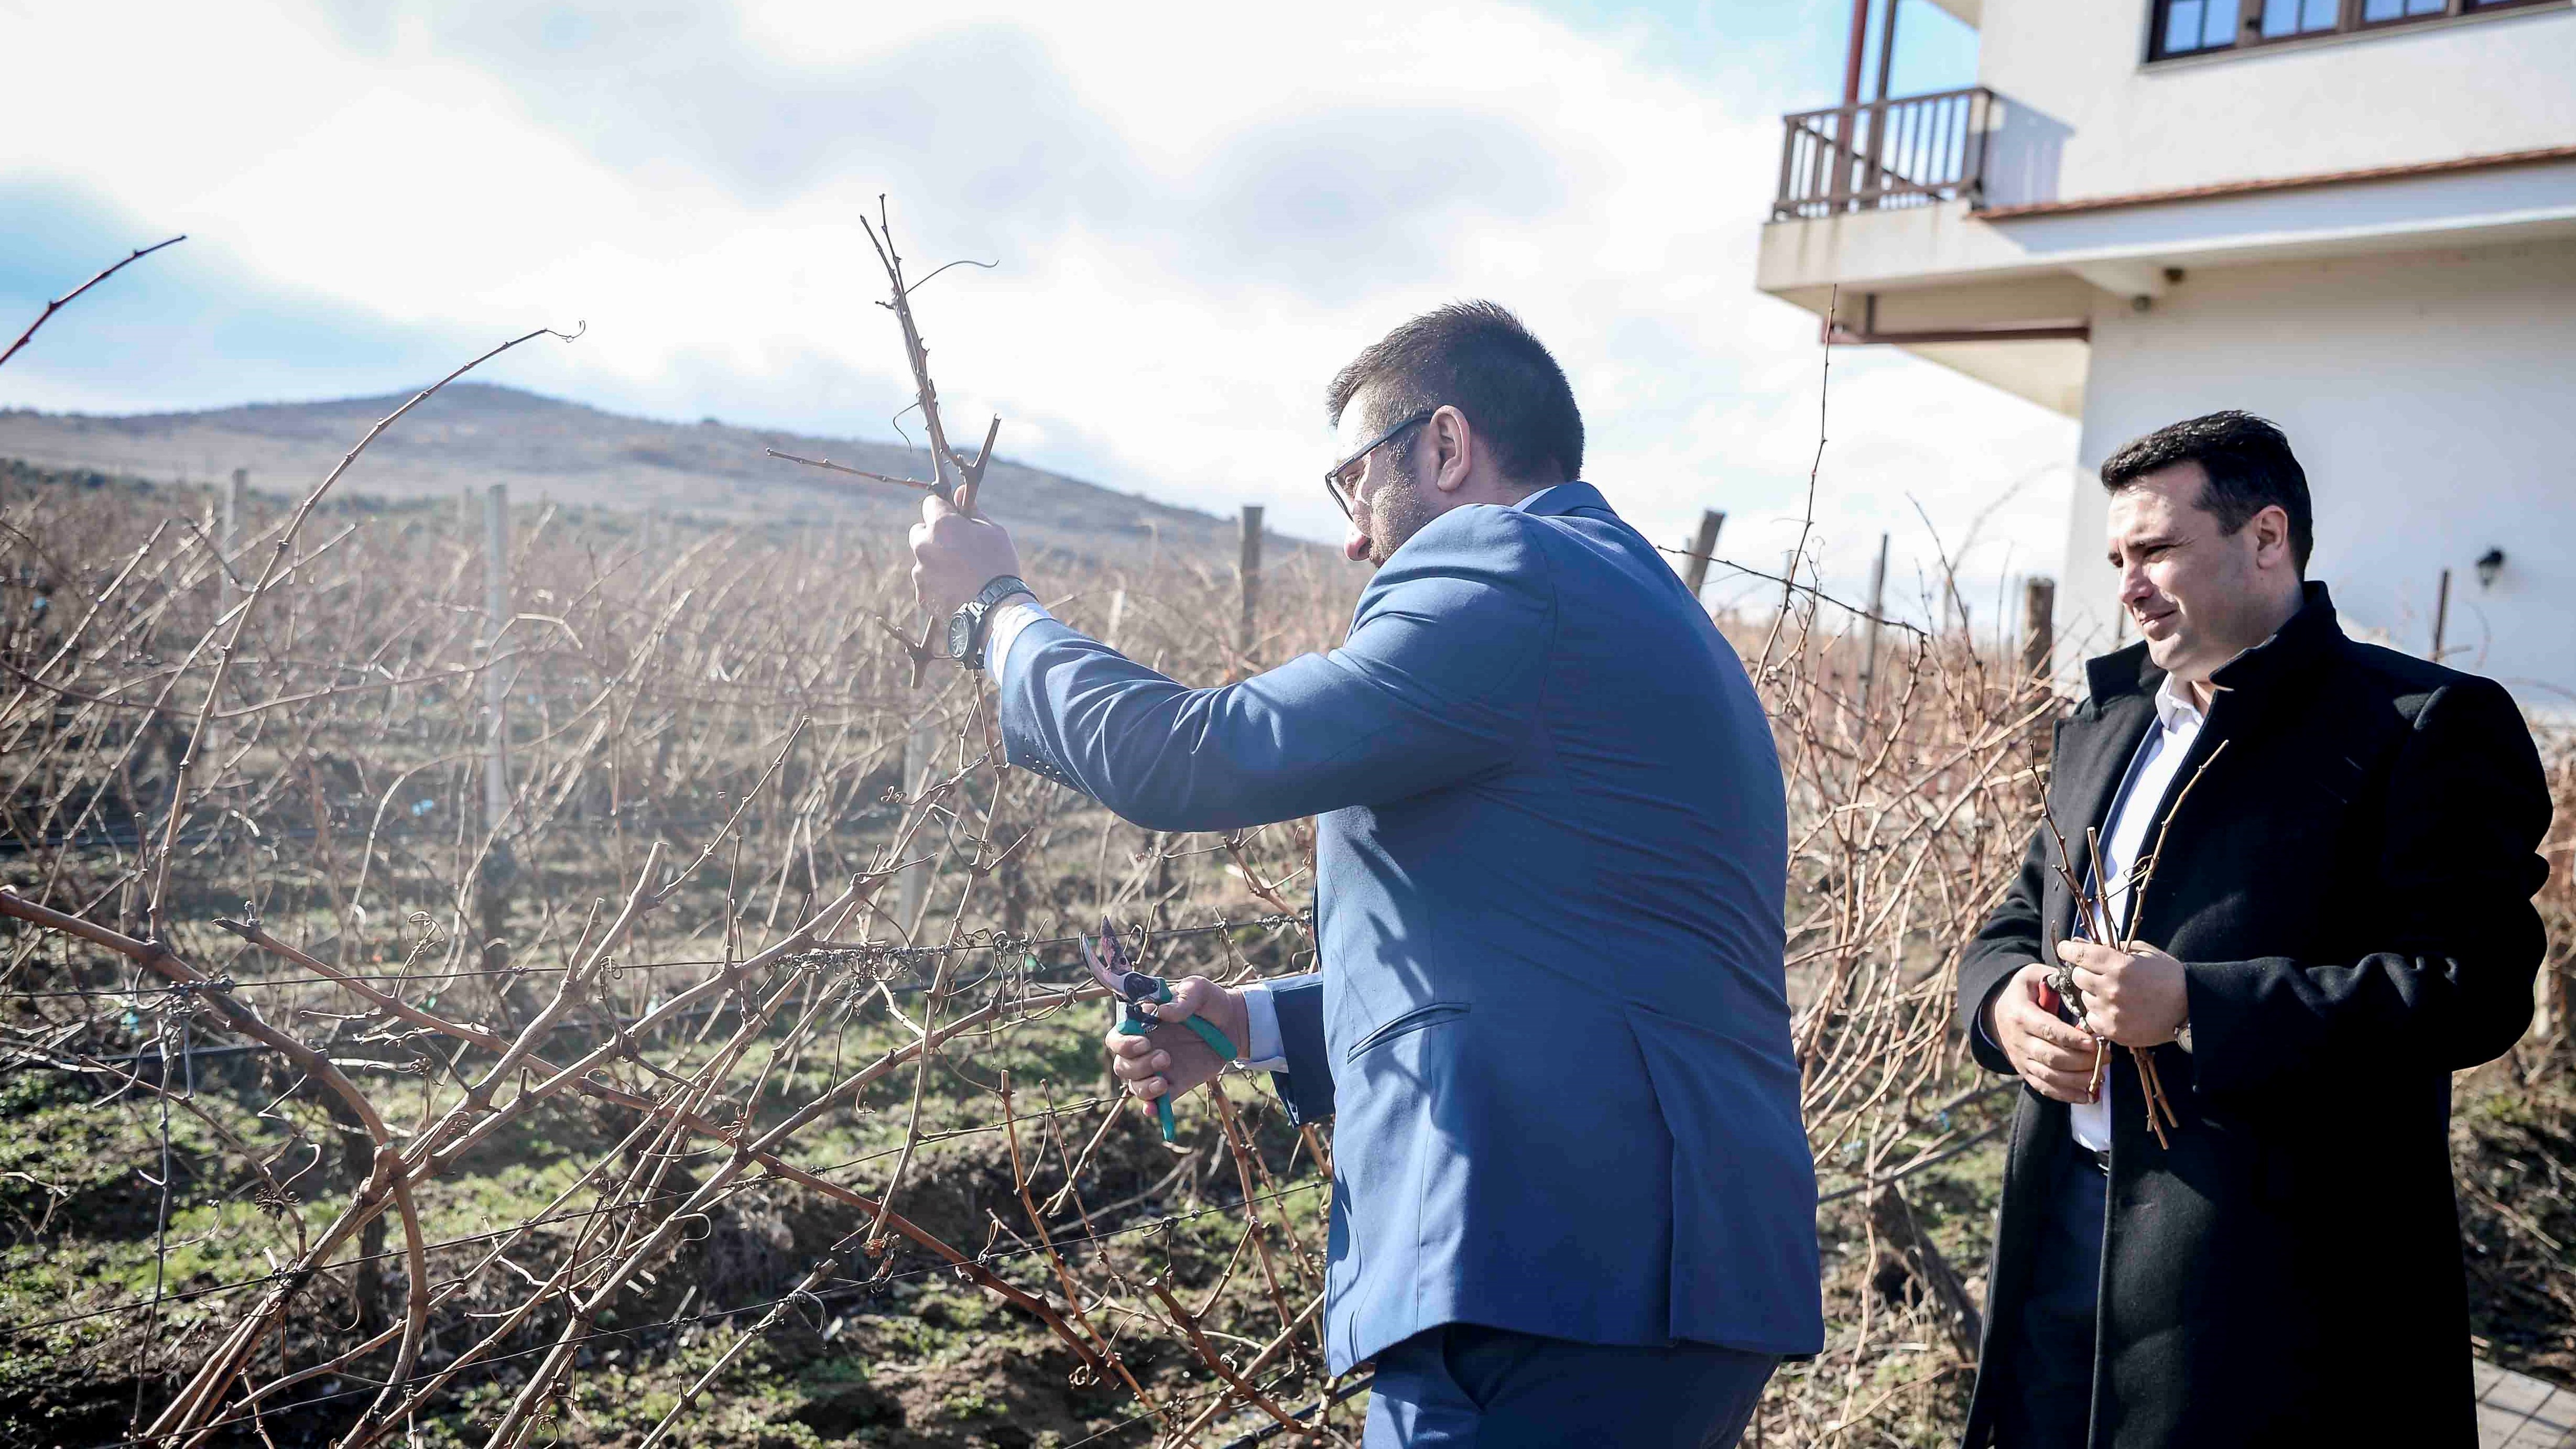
top-left (2100, 410), bottom-right (2313, 571)
top-left (1326, 301), bottom-right (1582, 485)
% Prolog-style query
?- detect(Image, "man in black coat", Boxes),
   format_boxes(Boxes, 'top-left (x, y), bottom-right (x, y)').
top-left (1955, 411), bottom-right (2552, 1448)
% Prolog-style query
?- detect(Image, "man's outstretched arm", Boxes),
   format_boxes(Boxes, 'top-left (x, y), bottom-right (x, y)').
top-left (915, 494), bottom-right (1555, 1122)
top-left (911, 490), bottom-right (1551, 830)
top-left (957, 503), bottom-right (1556, 832)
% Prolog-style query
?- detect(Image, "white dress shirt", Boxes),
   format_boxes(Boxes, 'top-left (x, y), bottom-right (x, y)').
top-left (982, 591), bottom-right (1051, 677)
top-left (2066, 674), bottom-right (2205, 1151)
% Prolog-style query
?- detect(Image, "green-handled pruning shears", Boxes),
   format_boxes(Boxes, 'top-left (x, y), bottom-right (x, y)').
top-left (1082, 918), bottom-right (1236, 1148)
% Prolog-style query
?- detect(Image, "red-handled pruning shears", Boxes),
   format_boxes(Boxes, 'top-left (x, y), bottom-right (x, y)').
top-left (1082, 918), bottom-right (1237, 1147)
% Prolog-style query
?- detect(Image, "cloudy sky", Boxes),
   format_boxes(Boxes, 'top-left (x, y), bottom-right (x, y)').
top-left (0, 0), bottom-right (2075, 620)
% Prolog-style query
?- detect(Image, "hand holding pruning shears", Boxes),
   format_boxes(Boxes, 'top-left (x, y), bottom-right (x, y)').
top-left (1991, 962), bottom-right (2103, 1105)
top-left (1089, 920), bottom-right (1248, 1150)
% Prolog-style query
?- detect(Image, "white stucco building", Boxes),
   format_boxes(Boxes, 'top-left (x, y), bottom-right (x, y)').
top-left (1755, 0), bottom-right (2576, 704)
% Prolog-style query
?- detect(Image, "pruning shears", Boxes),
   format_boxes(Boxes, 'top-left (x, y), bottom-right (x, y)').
top-left (1082, 918), bottom-right (1236, 1147)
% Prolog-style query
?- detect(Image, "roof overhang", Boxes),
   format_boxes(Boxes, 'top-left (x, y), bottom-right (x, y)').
top-left (1753, 147), bottom-right (2576, 417)
top-left (1765, 275), bottom-right (2098, 415)
top-left (1758, 147), bottom-right (2576, 298)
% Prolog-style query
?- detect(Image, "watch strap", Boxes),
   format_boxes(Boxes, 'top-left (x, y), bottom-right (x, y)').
top-left (975, 575), bottom-right (1032, 613)
top-left (952, 575), bottom-right (1030, 669)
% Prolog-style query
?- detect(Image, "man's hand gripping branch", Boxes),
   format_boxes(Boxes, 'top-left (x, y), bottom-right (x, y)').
top-left (910, 491), bottom-right (1026, 623)
top-left (1990, 940), bottom-right (2191, 1104)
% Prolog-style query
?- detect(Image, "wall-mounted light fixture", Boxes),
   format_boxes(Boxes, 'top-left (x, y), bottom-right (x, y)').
top-left (2475, 548), bottom-right (2506, 590)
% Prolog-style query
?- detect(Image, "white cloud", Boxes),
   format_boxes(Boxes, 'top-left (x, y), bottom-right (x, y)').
top-left (0, 0), bottom-right (2076, 615)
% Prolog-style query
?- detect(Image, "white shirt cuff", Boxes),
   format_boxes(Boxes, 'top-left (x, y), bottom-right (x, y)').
top-left (1236, 983), bottom-right (1287, 1071)
top-left (981, 594), bottom-right (1051, 677)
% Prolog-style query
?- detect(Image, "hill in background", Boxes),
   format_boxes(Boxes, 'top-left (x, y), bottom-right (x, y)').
top-left (0, 383), bottom-right (1250, 562)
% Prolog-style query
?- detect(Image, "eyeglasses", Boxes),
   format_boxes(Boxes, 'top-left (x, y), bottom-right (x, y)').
top-left (1321, 409), bottom-right (1435, 520)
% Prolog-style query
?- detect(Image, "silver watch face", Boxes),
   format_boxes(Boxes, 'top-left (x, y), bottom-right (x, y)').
top-left (947, 607), bottom-right (977, 661)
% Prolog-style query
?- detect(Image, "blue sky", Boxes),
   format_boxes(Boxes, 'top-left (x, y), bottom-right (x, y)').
top-left (0, 0), bottom-right (2065, 613)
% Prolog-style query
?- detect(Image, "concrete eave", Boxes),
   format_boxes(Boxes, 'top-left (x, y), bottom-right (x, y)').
top-left (1899, 337), bottom-right (2088, 417)
top-left (1752, 150), bottom-right (2576, 419)
top-left (1756, 152), bottom-right (2576, 299)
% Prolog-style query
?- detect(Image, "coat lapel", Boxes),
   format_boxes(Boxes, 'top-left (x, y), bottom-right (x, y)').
top-left (2051, 585), bottom-right (2342, 946)
top-left (2051, 645), bottom-right (2159, 939)
top-left (2118, 582), bottom-right (2344, 944)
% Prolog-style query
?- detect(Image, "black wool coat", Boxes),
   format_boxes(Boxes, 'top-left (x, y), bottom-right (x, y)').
top-left (1955, 582), bottom-right (2552, 1449)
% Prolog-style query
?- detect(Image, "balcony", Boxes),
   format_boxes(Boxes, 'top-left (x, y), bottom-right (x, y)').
top-left (1772, 86), bottom-right (2000, 221)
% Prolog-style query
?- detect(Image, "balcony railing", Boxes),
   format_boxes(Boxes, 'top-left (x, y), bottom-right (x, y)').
top-left (1773, 86), bottom-right (1997, 221)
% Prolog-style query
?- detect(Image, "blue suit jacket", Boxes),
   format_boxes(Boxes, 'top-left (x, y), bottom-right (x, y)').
top-left (998, 482), bottom-right (1822, 1371)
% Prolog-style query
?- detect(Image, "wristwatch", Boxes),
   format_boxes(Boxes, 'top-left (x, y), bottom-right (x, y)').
top-left (2173, 1018), bottom-right (2194, 1054)
top-left (945, 575), bottom-right (1030, 671)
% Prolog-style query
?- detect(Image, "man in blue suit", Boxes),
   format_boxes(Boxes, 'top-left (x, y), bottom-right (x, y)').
top-left (909, 303), bottom-right (1820, 1446)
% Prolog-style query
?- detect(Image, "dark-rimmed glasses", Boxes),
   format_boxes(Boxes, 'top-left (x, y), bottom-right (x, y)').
top-left (1322, 408), bottom-right (1435, 520)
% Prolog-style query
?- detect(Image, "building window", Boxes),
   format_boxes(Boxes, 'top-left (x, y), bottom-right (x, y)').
top-left (2260, 0), bottom-right (2342, 36)
top-left (2160, 0), bottom-right (2243, 51)
top-left (2150, 0), bottom-right (2559, 60)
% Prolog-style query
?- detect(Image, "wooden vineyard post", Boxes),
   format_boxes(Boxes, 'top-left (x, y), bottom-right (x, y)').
top-left (480, 485), bottom-right (513, 838)
top-left (900, 682), bottom-right (937, 933)
top-left (1682, 508), bottom-right (1725, 603)
top-left (2021, 576), bottom-right (2056, 682)
top-left (1238, 504), bottom-right (1264, 661)
top-left (1855, 532), bottom-right (1889, 720)
top-left (476, 484), bottom-right (516, 968)
top-left (221, 468), bottom-right (247, 616)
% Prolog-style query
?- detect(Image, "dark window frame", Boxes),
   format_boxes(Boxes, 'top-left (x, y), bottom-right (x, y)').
top-left (2146, 0), bottom-right (2563, 62)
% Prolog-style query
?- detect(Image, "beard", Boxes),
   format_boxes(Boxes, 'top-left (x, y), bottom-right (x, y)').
top-left (1358, 463), bottom-right (1436, 566)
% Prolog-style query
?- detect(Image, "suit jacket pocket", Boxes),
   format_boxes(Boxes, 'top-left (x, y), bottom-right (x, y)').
top-left (1345, 1001), bottom-right (1471, 1062)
